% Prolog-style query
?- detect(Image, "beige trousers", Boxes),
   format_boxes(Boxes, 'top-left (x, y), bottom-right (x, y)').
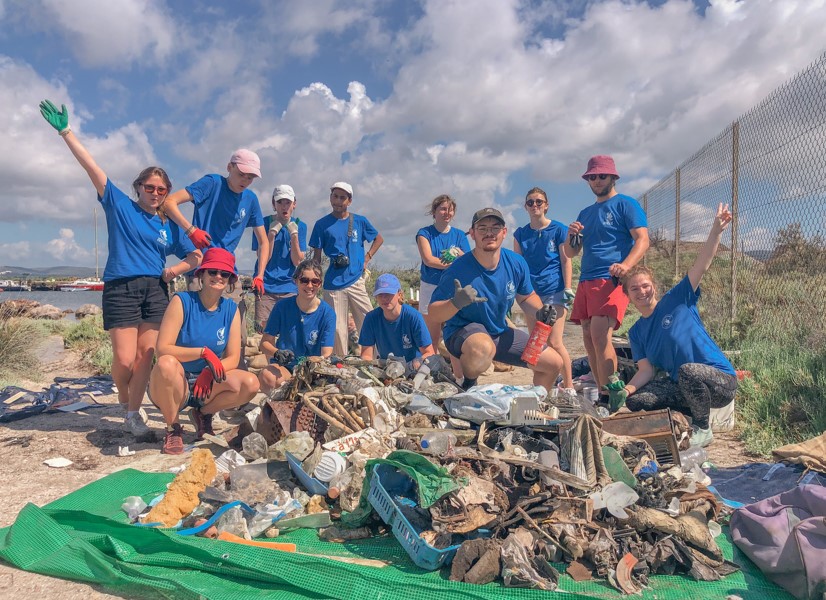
top-left (322, 274), bottom-right (374, 356)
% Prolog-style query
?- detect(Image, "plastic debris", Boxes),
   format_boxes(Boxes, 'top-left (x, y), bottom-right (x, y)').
top-left (43, 457), bottom-right (73, 468)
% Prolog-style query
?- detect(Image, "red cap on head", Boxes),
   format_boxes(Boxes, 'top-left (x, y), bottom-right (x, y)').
top-left (582, 155), bottom-right (620, 180)
top-left (196, 247), bottom-right (238, 282)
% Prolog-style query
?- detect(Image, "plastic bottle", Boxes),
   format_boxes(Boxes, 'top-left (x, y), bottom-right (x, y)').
top-left (678, 446), bottom-right (708, 471)
top-left (412, 363), bottom-right (431, 389)
top-left (419, 431), bottom-right (458, 456)
top-left (385, 354), bottom-right (406, 379)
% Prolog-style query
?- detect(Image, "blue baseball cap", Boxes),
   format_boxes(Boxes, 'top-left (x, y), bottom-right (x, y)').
top-left (373, 273), bottom-right (401, 296)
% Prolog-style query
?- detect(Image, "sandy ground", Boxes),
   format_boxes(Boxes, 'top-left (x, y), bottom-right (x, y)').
top-left (0, 325), bottom-right (760, 599)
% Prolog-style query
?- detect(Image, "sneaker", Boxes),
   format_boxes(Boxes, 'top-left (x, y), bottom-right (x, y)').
top-left (162, 423), bottom-right (185, 455)
top-left (690, 426), bottom-right (714, 448)
top-left (124, 412), bottom-right (154, 442)
top-left (460, 377), bottom-right (478, 391)
top-left (190, 409), bottom-right (214, 441)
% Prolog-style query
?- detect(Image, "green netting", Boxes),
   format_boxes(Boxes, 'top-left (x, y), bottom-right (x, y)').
top-left (0, 469), bottom-right (794, 600)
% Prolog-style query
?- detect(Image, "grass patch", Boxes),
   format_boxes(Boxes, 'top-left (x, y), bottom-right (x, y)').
top-left (63, 315), bottom-right (112, 374)
top-left (0, 312), bottom-right (45, 382)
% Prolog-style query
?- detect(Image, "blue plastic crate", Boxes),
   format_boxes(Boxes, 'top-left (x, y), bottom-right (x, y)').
top-left (285, 452), bottom-right (329, 496)
top-left (367, 464), bottom-right (462, 570)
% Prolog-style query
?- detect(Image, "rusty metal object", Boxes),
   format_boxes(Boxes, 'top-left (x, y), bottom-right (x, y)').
top-left (598, 409), bottom-right (681, 466)
top-left (255, 399), bottom-right (328, 444)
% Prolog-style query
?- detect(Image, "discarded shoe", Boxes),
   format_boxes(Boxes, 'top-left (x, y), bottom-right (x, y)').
top-left (191, 408), bottom-right (214, 441)
top-left (162, 423), bottom-right (185, 455)
top-left (125, 412), bottom-right (153, 442)
top-left (690, 426), bottom-right (713, 448)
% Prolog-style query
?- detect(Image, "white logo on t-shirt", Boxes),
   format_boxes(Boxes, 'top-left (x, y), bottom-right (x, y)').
top-left (156, 229), bottom-right (169, 246)
top-left (602, 211), bottom-right (615, 227)
top-left (506, 281), bottom-right (516, 299)
top-left (216, 326), bottom-right (226, 345)
top-left (548, 239), bottom-right (556, 253)
top-left (308, 330), bottom-right (319, 346)
top-left (233, 208), bottom-right (247, 226)
top-left (661, 314), bottom-right (674, 330)
top-left (402, 334), bottom-right (413, 349)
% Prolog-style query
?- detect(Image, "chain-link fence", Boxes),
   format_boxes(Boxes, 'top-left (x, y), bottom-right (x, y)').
top-left (640, 51), bottom-right (826, 347)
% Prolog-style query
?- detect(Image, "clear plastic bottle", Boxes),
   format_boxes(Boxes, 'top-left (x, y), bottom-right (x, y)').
top-left (420, 431), bottom-right (457, 456)
top-left (679, 446), bottom-right (708, 471)
top-left (412, 363), bottom-right (431, 389)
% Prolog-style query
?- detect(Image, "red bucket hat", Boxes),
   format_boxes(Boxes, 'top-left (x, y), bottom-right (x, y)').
top-left (582, 155), bottom-right (620, 180)
top-left (195, 247), bottom-right (238, 283)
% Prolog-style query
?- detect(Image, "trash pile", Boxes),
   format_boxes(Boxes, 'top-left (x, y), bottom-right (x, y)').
top-left (128, 356), bottom-right (739, 593)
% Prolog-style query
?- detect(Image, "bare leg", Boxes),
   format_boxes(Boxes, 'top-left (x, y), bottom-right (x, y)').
top-left (532, 345), bottom-right (564, 390)
top-left (109, 326), bottom-right (138, 408)
top-left (588, 315), bottom-right (617, 391)
top-left (127, 323), bottom-right (160, 411)
top-left (258, 364), bottom-right (292, 394)
top-left (423, 313), bottom-right (443, 356)
top-left (580, 319), bottom-right (598, 385)
top-left (148, 355), bottom-right (188, 426)
top-left (547, 306), bottom-right (572, 388)
top-left (458, 332), bottom-right (496, 379)
top-left (202, 370), bottom-right (260, 414)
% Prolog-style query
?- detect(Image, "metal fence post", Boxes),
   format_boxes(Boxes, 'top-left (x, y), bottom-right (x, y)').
top-left (674, 168), bottom-right (681, 280)
top-left (642, 193), bottom-right (648, 267)
top-left (730, 121), bottom-right (740, 340)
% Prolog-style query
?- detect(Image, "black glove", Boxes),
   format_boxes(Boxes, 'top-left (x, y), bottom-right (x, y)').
top-left (535, 304), bottom-right (558, 325)
top-left (272, 349), bottom-right (295, 366)
top-left (569, 232), bottom-right (583, 250)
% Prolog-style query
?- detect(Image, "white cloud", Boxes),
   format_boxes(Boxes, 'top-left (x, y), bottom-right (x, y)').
top-left (46, 228), bottom-right (92, 262)
top-left (0, 241), bottom-right (31, 262)
top-left (38, 0), bottom-right (175, 68)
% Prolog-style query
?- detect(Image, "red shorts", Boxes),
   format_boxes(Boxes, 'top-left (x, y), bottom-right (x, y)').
top-left (570, 278), bottom-right (629, 328)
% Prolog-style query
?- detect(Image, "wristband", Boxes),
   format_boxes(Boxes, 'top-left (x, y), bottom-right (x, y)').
top-left (200, 347), bottom-right (207, 359)
top-left (185, 225), bottom-right (195, 235)
top-left (59, 126), bottom-right (72, 137)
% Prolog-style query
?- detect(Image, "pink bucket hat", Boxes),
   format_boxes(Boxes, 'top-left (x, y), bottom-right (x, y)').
top-left (582, 155), bottom-right (620, 180)
top-left (230, 149), bottom-right (261, 178)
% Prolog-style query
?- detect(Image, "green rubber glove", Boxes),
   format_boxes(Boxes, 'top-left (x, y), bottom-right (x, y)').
top-left (603, 371), bottom-right (627, 413)
top-left (39, 99), bottom-right (69, 133)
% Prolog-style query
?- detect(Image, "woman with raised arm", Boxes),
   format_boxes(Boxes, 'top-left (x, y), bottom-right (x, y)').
top-left (149, 248), bottom-right (259, 454)
top-left (513, 187), bottom-right (576, 397)
top-left (39, 99), bottom-right (201, 442)
top-left (607, 203), bottom-right (737, 448)
top-left (257, 260), bottom-right (336, 393)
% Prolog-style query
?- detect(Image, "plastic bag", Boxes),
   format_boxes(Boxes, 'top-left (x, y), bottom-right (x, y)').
top-left (444, 384), bottom-right (548, 424)
top-left (269, 431), bottom-right (314, 461)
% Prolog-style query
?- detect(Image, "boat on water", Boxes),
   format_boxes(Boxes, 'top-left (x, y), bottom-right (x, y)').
top-left (0, 279), bottom-right (32, 292)
top-left (60, 279), bottom-right (104, 292)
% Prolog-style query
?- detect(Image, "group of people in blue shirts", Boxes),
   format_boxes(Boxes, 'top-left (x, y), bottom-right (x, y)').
top-left (42, 94), bottom-right (736, 454)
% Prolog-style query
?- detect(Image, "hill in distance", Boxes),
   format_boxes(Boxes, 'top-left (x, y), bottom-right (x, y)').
top-left (0, 265), bottom-right (99, 278)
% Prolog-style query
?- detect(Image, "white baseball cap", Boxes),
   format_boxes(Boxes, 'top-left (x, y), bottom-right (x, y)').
top-left (331, 181), bottom-right (353, 197)
top-left (272, 184), bottom-right (295, 202)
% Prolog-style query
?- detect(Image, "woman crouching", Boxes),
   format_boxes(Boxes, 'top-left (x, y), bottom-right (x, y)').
top-left (149, 248), bottom-right (259, 454)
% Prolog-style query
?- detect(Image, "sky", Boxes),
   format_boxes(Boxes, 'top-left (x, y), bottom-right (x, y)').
top-left (1, 0), bottom-right (825, 273)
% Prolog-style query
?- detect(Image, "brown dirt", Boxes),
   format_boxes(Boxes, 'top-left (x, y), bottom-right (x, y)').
top-left (0, 327), bottom-right (758, 598)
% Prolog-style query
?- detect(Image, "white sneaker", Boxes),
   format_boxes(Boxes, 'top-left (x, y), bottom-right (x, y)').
top-left (124, 412), bottom-right (154, 442)
top-left (689, 426), bottom-right (713, 448)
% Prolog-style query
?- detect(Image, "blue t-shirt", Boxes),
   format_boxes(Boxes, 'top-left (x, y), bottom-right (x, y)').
top-left (432, 249), bottom-right (533, 341)
top-left (264, 297), bottom-right (336, 368)
top-left (576, 194), bottom-right (647, 281)
top-left (309, 213), bottom-right (378, 290)
top-left (186, 174), bottom-right (264, 252)
top-left (175, 292), bottom-right (238, 374)
top-left (416, 225), bottom-right (471, 285)
top-left (628, 276), bottom-right (735, 381)
top-left (252, 216), bottom-right (307, 294)
top-left (513, 220), bottom-right (568, 297)
top-left (358, 304), bottom-right (432, 362)
top-left (99, 180), bottom-right (195, 281)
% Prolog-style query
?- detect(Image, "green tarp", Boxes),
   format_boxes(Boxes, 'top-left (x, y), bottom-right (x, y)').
top-left (0, 469), bottom-right (794, 600)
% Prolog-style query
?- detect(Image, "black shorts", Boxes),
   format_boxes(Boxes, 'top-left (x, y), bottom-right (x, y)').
top-left (102, 276), bottom-right (169, 330)
top-left (445, 323), bottom-right (529, 367)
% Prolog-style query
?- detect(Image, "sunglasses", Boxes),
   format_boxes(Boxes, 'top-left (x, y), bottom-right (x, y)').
top-left (206, 269), bottom-right (233, 278)
top-left (525, 199), bottom-right (546, 207)
top-left (587, 174), bottom-right (611, 181)
top-left (298, 277), bottom-right (322, 285)
top-left (142, 184), bottom-right (168, 195)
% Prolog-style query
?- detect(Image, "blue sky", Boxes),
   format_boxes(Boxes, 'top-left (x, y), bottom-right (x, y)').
top-left (0, 0), bottom-right (824, 271)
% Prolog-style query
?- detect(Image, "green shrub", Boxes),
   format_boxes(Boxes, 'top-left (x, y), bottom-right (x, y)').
top-left (63, 315), bottom-right (112, 374)
top-left (0, 312), bottom-right (43, 381)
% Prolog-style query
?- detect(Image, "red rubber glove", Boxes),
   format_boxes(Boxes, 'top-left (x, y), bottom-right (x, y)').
top-left (201, 347), bottom-right (226, 382)
top-left (191, 368), bottom-right (214, 403)
top-left (187, 227), bottom-right (212, 249)
top-left (253, 277), bottom-right (265, 295)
